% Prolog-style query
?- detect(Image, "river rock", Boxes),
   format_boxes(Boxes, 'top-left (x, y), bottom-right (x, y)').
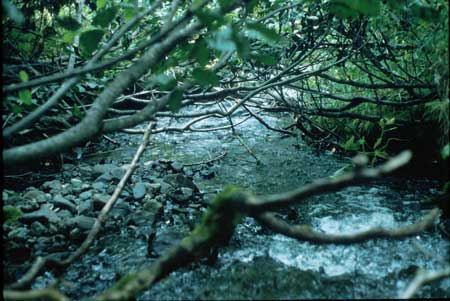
top-left (20, 204), bottom-right (61, 225)
top-left (92, 181), bottom-right (106, 191)
top-left (18, 199), bottom-right (40, 213)
top-left (30, 221), bottom-right (48, 236)
top-left (110, 167), bottom-right (125, 180)
top-left (8, 227), bottom-right (30, 243)
top-left (56, 209), bottom-right (73, 220)
top-left (79, 190), bottom-right (93, 200)
top-left (92, 164), bottom-right (117, 176)
top-left (170, 161), bottom-right (184, 173)
top-left (51, 195), bottom-right (77, 214)
top-left (93, 193), bottom-right (110, 210)
top-left (132, 182), bottom-right (147, 200)
top-left (162, 174), bottom-right (199, 192)
top-left (70, 178), bottom-right (83, 188)
top-left (42, 180), bottom-right (62, 192)
top-left (169, 187), bottom-right (194, 203)
top-left (70, 215), bottom-right (95, 231)
top-left (23, 189), bottom-right (47, 204)
top-left (149, 183), bottom-right (161, 193)
top-left (77, 199), bottom-right (93, 215)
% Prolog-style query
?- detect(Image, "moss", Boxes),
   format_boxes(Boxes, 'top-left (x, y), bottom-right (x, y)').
top-left (3, 205), bottom-right (23, 223)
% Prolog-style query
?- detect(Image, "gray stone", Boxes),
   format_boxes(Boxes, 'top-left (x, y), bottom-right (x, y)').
top-left (162, 174), bottom-right (198, 191)
top-left (56, 209), bottom-right (73, 219)
top-left (92, 164), bottom-right (117, 176)
top-left (92, 193), bottom-right (110, 211)
top-left (149, 183), bottom-right (161, 193)
top-left (170, 161), bottom-right (184, 173)
top-left (18, 199), bottom-right (40, 213)
top-left (30, 221), bottom-right (47, 236)
top-left (70, 178), bottom-right (83, 187)
top-left (42, 180), bottom-right (62, 191)
top-left (52, 195), bottom-right (77, 214)
top-left (160, 181), bottom-right (173, 194)
top-left (8, 227), bottom-right (30, 243)
top-left (110, 167), bottom-right (125, 180)
top-left (132, 182), bottom-right (147, 200)
top-left (79, 190), bottom-right (93, 200)
top-left (22, 189), bottom-right (47, 204)
top-left (69, 228), bottom-right (83, 240)
top-left (92, 181), bottom-right (106, 190)
top-left (77, 200), bottom-right (93, 215)
top-left (169, 187), bottom-right (194, 203)
top-left (20, 204), bottom-right (61, 225)
top-left (71, 215), bottom-right (95, 231)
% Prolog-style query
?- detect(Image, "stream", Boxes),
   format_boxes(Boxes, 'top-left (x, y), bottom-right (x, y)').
top-left (31, 107), bottom-right (449, 299)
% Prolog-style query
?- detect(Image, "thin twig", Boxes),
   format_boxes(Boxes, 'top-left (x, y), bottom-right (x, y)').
top-left (183, 152), bottom-right (228, 167)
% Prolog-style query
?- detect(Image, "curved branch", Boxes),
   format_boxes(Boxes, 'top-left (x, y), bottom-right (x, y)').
top-left (255, 208), bottom-right (439, 244)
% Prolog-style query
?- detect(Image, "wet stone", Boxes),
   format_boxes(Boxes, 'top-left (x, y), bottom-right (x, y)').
top-left (171, 161), bottom-right (184, 173)
top-left (18, 199), bottom-right (40, 213)
top-left (92, 182), bottom-right (106, 191)
top-left (52, 195), bottom-right (77, 214)
top-left (20, 204), bottom-right (61, 225)
top-left (132, 182), bottom-right (147, 200)
top-left (149, 183), bottom-right (161, 193)
top-left (22, 189), bottom-right (47, 204)
top-left (110, 167), bottom-right (125, 180)
top-left (70, 178), bottom-right (83, 188)
top-left (42, 180), bottom-right (62, 191)
top-left (30, 221), bottom-right (47, 236)
top-left (77, 200), bottom-right (93, 215)
top-left (70, 215), bottom-right (95, 231)
top-left (56, 209), bottom-right (74, 220)
top-left (8, 227), bottom-right (30, 243)
top-left (93, 194), bottom-right (110, 211)
top-left (79, 190), bottom-right (93, 200)
top-left (92, 164), bottom-right (117, 176)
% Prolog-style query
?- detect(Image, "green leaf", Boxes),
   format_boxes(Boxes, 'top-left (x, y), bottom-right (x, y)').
top-left (57, 16), bottom-right (82, 31)
top-left (329, 0), bottom-right (380, 18)
top-left (374, 150), bottom-right (388, 159)
top-left (190, 39), bottom-right (209, 67)
top-left (410, 3), bottom-right (440, 21)
top-left (11, 103), bottom-right (23, 114)
top-left (93, 6), bottom-right (118, 28)
top-left (63, 30), bottom-right (78, 43)
top-left (246, 21), bottom-right (282, 45)
top-left (252, 53), bottom-right (277, 65)
top-left (18, 89), bottom-right (32, 105)
top-left (340, 136), bottom-right (360, 151)
top-left (80, 29), bottom-right (105, 55)
top-left (19, 70), bottom-right (28, 82)
top-left (167, 89), bottom-right (184, 112)
top-left (373, 137), bottom-right (382, 150)
top-left (123, 7), bottom-right (137, 21)
top-left (353, 0), bottom-right (381, 16)
top-left (192, 68), bottom-right (219, 87)
top-left (442, 144), bottom-right (450, 160)
top-left (153, 73), bottom-right (177, 91)
top-left (72, 104), bottom-right (83, 119)
top-left (96, 0), bottom-right (107, 9)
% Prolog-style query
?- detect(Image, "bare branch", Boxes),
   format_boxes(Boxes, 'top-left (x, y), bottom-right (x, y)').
top-left (400, 266), bottom-right (450, 299)
top-left (255, 209), bottom-right (440, 244)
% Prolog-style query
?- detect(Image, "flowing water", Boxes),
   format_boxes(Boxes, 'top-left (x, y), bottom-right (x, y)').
top-left (33, 107), bottom-right (449, 299)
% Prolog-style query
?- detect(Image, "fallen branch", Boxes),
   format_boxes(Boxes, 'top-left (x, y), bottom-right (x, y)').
top-left (255, 209), bottom-right (439, 244)
top-left (400, 266), bottom-right (450, 299)
top-left (3, 287), bottom-right (69, 301)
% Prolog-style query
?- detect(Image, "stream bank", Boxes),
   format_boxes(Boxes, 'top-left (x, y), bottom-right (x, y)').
top-left (3, 110), bottom-right (449, 299)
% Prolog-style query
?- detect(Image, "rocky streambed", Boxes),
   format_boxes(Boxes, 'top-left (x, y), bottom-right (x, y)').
top-left (3, 110), bottom-right (450, 299)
